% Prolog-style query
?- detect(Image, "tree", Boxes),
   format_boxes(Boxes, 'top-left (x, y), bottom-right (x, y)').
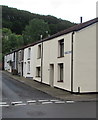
top-left (2, 28), bottom-right (24, 56)
top-left (8, 33), bottom-right (18, 50)
top-left (23, 18), bottom-right (50, 45)
top-left (16, 35), bottom-right (24, 48)
top-left (2, 28), bottom-right (12, 55)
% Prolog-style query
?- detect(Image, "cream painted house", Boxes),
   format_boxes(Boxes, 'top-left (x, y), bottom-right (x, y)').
top-left (73, 23), bottom-right (96, 93)
top-left (23, 43), bottom-right (42, 82)
top-left (4, 18), bottom-right (98, 93)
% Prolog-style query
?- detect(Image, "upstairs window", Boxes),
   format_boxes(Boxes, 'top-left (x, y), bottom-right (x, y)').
top-left (37, 44), bottom-right (41, 59)
top-left (19, 51), bottom-right (21, 61)
top-left (36, 67), bottom-right (41, 77)
top-left (27, 61), bottom-right (30, 74)
top-left (58, 39), bottom-right (64, 57)
top-left (58, 63), bottom-right (64, 82)
top-left (22, 50), bottom-right (24, 60)
top-left (28, 48), bottom-right (31, 60)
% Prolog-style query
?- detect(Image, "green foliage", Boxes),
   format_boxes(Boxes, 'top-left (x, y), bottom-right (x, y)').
top-left (2, 28), bottom-right (12, 55)
top-left (2, 28), bottom-right (24, 56)
top-left (16, 35), bottom-right (24, 48)
top-left (2, 5), bottom-right (77, 56)
top-left (23, 18), bottom-right (50, 45)
top-left (2, 6), bottom-right (76, 35)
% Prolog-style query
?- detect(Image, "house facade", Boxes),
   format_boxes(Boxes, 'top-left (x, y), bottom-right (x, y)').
top-left (18, 49), bottom-right (24, 76)
top-left (4, 51), bottom-right (18, 74)
top-left (4, 52), bottom-right (14, 73)
top-left (23, 43), bottom-right (42, 82)
top-left (42, 33), bottom-right (72, 91)
top-left (73, 23), bottom-right (96, 93)
top-left (4, 18), bottom-right (98, 93)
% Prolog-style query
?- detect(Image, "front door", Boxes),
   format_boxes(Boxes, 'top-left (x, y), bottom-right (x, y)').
top-left (49, 64), bottom-right (54, 87)
top-left (21, 62), bottom-right (23, 76)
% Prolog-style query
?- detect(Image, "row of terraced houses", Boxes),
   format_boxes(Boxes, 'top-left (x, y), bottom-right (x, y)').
top-left (4, 18), bottom-right (98, 93)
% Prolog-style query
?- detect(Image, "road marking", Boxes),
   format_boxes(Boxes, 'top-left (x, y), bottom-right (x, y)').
top-left (42, 102), bottom-right (53, 104)
top-left (0, 104), bottom-right (9, 107)
top-left (50, 100), bottom-right (59, 102)
top-left (28, 103), bottom-right (36, 105)
top-left (38, 100), bottom-right (49, 102)
top-left (66, 101), bottom-right (75, 103)
top-left (11, 101), bottom-right (23, 105)
top-left (27, 100), bottom-right (36, 103)
top-left (14, 103), bottom-right (26, 106)
top-left (1, 99), bottom-right (66, 107)
top-left (54, 101), bottom-right (65, 104)
top-left (0, 102), bottom-right (7, 105)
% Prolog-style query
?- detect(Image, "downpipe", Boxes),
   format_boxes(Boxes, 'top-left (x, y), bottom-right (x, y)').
top-left (71, 31), bottom-right (75, 93)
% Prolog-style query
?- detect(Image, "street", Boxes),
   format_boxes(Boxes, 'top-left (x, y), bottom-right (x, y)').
top-left (1, 72), bottom-right (96, 118)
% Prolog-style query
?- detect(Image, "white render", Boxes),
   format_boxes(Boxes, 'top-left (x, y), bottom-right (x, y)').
top-left (23, 47), bottom-right (32, 78)
top-left (4, 53), bottom-right (14, 72)
top-left (73, 23), bottom-right (97, 93)
top-left (43, 33), bottom-right (72, 91)
top-left (23, 44), bottom-right (41, 82)
top-left (31, 44), bottom-right (41, 82)
top-left (4, 56), bottom-right (8, 71)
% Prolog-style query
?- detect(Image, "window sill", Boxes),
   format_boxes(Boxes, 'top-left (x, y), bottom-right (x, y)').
top-left (57, 56), bottom-right (64, 58)
top-left (36, 76), bottom-right (41, 78)
top-left (57, 80), bottom-right (63, 82)
top-left (27, 72), bottom-right (30, 74)
top-left (27, 58), bottom-right (30, 60)
top-left (37, 57), bottom-right (41, 59)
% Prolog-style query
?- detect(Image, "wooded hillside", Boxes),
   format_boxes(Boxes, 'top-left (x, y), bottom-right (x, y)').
top-left (2, 6), bottom-right (76, 35)
top-left (2, 5), bottom-right (77, 57)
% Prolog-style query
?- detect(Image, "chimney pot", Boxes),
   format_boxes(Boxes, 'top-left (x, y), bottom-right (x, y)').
top-left (80, 17), bottom-right (82, 23)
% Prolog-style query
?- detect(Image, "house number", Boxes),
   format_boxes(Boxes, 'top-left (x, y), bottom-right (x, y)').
top-left (65, 51), bottom-right (72, 54)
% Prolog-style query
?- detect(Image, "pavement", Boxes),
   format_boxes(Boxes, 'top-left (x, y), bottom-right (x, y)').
top-left (2, 70), bottom-right (98, 102)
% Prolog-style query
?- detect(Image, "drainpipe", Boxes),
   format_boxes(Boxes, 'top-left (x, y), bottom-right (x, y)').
top-left (71, 31), bottom-right (75, 93)
top-left (41, 41), bottom-right (43, 83)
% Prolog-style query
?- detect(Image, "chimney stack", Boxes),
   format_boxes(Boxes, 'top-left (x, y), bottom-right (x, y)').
top-left (80, 17), bottom-right (82, 23)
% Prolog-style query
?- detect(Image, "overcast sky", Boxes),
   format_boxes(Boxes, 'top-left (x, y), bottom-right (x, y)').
top-left (1, 0), bottom-right (98, 23)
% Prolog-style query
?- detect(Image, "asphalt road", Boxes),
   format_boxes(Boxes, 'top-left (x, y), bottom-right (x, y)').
top-left (1, 72), bottom-right (96, 118)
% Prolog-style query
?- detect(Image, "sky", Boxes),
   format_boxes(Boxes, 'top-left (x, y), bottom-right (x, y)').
top-left (1, 0), bottom-right (98, 23)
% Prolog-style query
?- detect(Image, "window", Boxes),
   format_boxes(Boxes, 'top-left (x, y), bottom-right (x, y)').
top-left (27, 61), bottom-right (30, 74)
top-left (28, 48), bottom-right (31, 59)
top-left (58, 63), bottom-right (63, 82)
top-left (19, 51), bottom-right (21, 61)
top-left (37, 45), bottom-right (41, 59)
top-left (13, 52), bottom-right (15, 62)
top-left (36, 67), bottom-right (41, 77)
top-left (58, 39), bottom-right (64, 57)
top-left (21, 50), bottom-right (24, 60)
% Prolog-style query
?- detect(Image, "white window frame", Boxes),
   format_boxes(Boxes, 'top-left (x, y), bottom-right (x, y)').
top-left (27, 61), bottom-right (30, 74)
top-left (36, 67), bottom-right (41, 77)
top-left (58, 63), bottom-right (64, 82)
top-left (37, 44), bottom-right (41, 59)
top-left (58, 39), bottom-right (64, 57)
top-left (28, 48), bottom-right (31, 60)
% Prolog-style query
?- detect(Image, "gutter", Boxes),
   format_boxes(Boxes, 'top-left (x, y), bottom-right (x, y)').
top-left (71, 31), bottom-right (75, 92)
